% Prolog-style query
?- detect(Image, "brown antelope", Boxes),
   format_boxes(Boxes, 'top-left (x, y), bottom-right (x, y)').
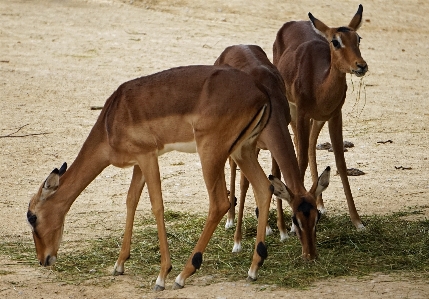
top-left (26, 65), bottom-right (275, 290)
top-left (214, 44), bottom-right (331, 256)
top-left (273, 5), bottom-right (368, 230)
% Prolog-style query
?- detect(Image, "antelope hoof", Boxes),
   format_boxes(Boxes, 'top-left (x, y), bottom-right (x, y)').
top-left (246, 275), bottom-right (257, 282)
top-left (112, 269), bottom-right (124, 276)
top-left (279, 231), bottom-right (289, 242)
top-left (153, 284), bottom-right (165, 292)
top-left (225, 218), bottom-right (234, 229)
top-left (356, 223), bottom-right (366, 231)
top-left (232, 242), bottom-right (242, 253)
top-left (172, 282), bottom-right (184, 290)
top-left (112, 262), bottom-right (124, 276)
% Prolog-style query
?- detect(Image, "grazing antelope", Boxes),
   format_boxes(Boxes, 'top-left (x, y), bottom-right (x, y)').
top-left (273, 5), bottom-right (368, 229)
top-left (26, 65), bottom-right (275, 290)
top-left (214, 44), bottom-right (331, 256)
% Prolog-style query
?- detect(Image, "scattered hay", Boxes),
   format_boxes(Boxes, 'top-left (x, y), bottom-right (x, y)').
top-left (2, 208), bottom-right (429, 289)
top-left (347, 75), bottom-right (368, 134)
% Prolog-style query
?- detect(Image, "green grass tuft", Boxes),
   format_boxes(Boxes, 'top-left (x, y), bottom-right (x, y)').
top-left (1, 208), bottom-right (429, 289)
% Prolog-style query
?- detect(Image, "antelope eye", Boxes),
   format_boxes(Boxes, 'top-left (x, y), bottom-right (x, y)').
top-left (27, 211), bottom-right (37, 227)
top-left (332, 39), bottom-right (341, 49)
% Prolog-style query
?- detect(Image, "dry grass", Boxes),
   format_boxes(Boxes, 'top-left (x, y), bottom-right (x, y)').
top-left (2, 207), bottom-right (429, 289)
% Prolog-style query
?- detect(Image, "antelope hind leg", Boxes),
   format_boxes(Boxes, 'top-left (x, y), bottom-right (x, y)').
top-left (174, 152), bottom-right (231, 289)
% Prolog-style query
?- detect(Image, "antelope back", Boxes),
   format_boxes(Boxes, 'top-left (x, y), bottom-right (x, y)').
top-left (216, 45), bottom-right (284, 88)
top-left (215, 44), bottom-right (289, 126)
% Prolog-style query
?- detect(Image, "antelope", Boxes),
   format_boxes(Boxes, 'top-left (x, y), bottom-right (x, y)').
top-left (273, 5), bottom-right (368, 230)
top-left (26, 65), bottom-right (276, 290)
top-left (214, 44), bottom-right (331, 255)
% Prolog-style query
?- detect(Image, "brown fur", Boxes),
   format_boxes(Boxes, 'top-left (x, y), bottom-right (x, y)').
top-left (215, 44), bottom-right (330, 260)
top-left (273, 5), bottom-right (367, 229)
top-left (27, 65), bottom-right (274, 290)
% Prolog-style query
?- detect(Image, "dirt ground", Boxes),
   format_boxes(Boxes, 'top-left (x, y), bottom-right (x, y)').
top-left (1, 0), bottom-right (429, 298)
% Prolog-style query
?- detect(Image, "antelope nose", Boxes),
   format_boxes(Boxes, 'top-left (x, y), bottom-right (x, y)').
top-left (357, 62), bottom-right (368, 72)
top-left (43, 255), bottom-right (51, 267)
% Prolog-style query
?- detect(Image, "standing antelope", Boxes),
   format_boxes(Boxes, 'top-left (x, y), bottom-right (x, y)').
top-left (214, 44), bottom-right (331, 256)
top-left (273, 5), bottom-right (368, 229)
top-left (26, 65), bottom-right (275, 290)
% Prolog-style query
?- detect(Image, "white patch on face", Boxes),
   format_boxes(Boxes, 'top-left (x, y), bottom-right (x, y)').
top-left (336, 36), bottom-right (345, 48)
top-left (158, 141), bottom-right (197, 156)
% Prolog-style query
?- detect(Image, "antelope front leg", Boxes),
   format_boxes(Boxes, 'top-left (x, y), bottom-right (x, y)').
top-left (328, 113), bottom-right (364, 230)
top-left (309, 120), bottom-right (326, 213)
top-left (137, 154), bottom-right (172, 291)
top-left (113, 165), bottom-right (145, 275)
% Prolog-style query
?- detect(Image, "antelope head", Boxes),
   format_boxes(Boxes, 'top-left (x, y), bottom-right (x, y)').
top-left (27, 162), bottom-right (67, 267)
top-left (269, 166), bottom-right (330, 260)
top-left (309, 4), bottom-right (368, 77)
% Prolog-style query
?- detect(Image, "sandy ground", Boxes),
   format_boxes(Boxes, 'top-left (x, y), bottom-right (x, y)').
top-left (1, 0), bottom-right (429, 298)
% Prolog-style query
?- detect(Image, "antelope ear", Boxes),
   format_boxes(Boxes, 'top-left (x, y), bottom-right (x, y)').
top-left (312, 166), bottom-right (331, 198)
top-left (348, 4), bottom-right (363, 30)
top-left (308, 12), bottom-right (330, 39)
top-left (41, 168), bottom-right (60, 200)
top-left (58, 162), bottom-right (67, 176)
top-left (268, 175), bottom-right (294, 204)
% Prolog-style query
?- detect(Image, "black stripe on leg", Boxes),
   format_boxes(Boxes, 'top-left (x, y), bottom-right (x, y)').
top-left (192, 252), bottom-right (203, 270)
top-left (256, 242), bottom-right (268, 267)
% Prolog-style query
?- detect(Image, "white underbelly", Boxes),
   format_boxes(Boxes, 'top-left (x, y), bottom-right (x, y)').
top-left (158, 141), bottom-right (197, 156)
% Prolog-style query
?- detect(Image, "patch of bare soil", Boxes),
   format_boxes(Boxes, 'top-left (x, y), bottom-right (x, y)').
top-left (1, 0), bottom-right (428, 298)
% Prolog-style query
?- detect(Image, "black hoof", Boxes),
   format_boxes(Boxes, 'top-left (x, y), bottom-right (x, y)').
top-left (246, 276), bottom-right (257, 282)
top-left (112, 269), bottom-right (124, 276)
top-left (153, 284), bottom-right (165, 291)
top-left (172, 282), bottom-right (184, 290)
